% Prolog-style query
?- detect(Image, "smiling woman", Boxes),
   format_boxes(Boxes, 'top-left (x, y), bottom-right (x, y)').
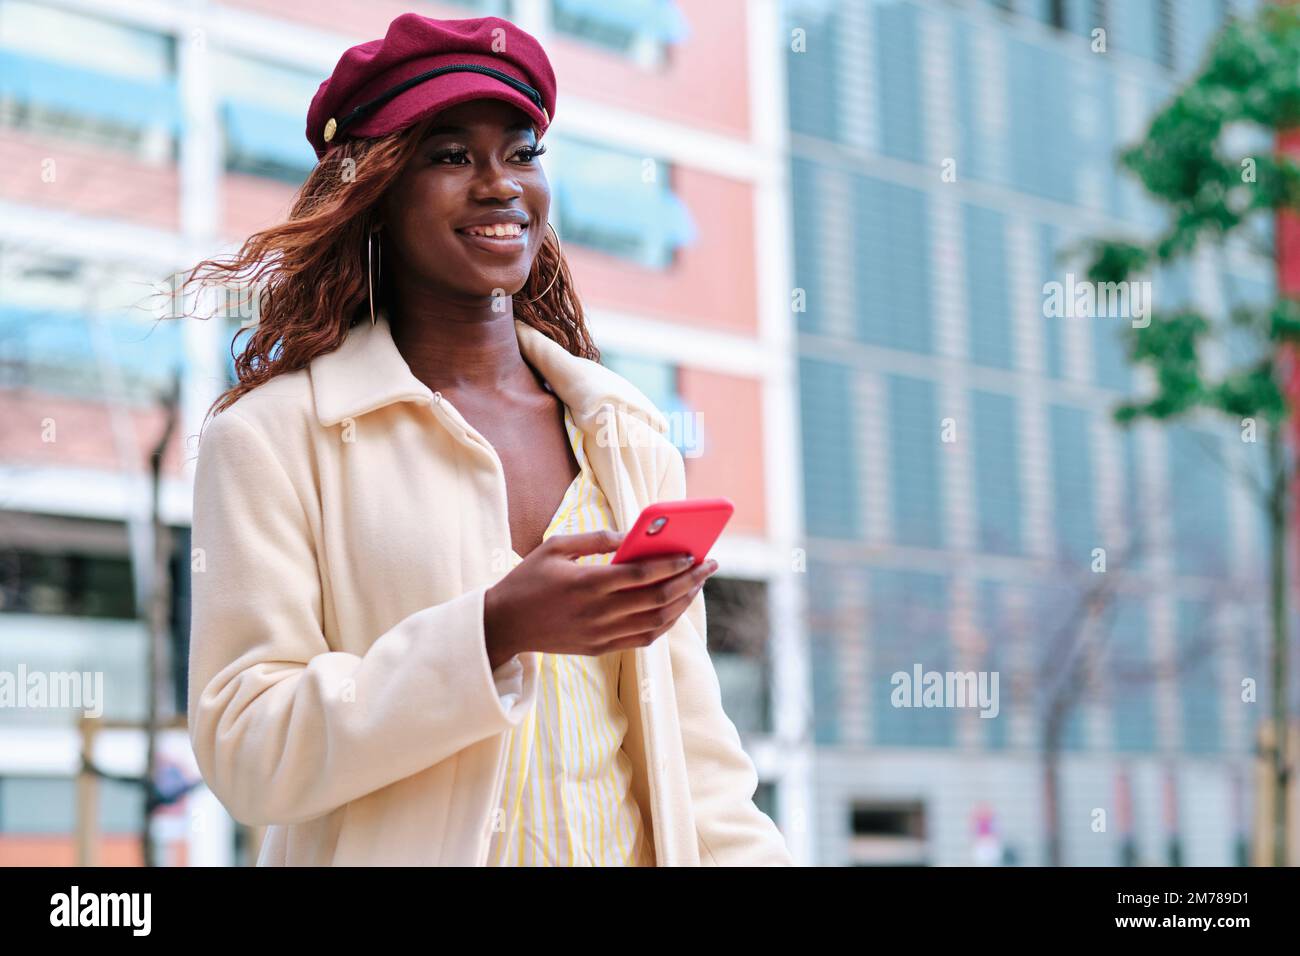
top-left (180, 12), bottom-right (793, 868)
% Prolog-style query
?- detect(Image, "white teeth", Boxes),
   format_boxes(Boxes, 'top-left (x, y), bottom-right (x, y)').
top-left (462, 223), bottom-right (523, 238)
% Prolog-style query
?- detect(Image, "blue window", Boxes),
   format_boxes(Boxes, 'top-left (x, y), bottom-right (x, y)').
top-left (1109, 0), bottom-right (1168, 67)
top-left (974, 580), bottom-right (1010, 749)
top-left (1006, 36), bottom-right (1075, 204)
top-left (553, 137), bottom-right (696, 269)
top-left (600, 350), bottom-right (697, 458)
top-left (970, 389), bottom-right (1022, 555)
top-left (1176, 598), bottom-right (1221, 753)
top-left (800, 357), bottom-right (860, 539)
top-left (887, 374), bottom-right (944, 549)
top-left (964, 204), bottom-right (1014, 369)
top-left (550, 0), bottom-right (688, 63)
top-left (873, 0), bottom-right (924, 164)
top-left (1166, 425), bottom-right (1229, 577)
top-left (0, 2), bottom-right (179, 143)
top-left (1039, 222), bottom-right (1066, 379)
top-left (1093, 70), bottom-right (1125, 218)
top-left (1048, 404), bottom-right (1097, 565)
top-left (783, 1), bottom-right (839, 142)
top-left (807, 560), bottom-right (846, 746)
top-left (1176, 0), bottom-right (1228, 75)
top-left (215, 51), bottom-right (321, 180)
top-left (853, 176), bottom-right (932, 354)
top-left (1117, 425), bottom-right (1146, 569)
top-left (951, 17), bottom-right (985, 182)
top-left (1035, 579), bottom-right (1087, 751)
top-left (1220, 270), bottom-right (1274, 369)
top-left (790, 157), bottom-right (824, 336)
top-left (1092, 315), bottom-right (1131, 392)
top-left (870, 568), bottom-right (954, 747)
top-left (1110, 597), bottom-right (1157, 752)
top-left (0, 303), bottom-right (185, 404)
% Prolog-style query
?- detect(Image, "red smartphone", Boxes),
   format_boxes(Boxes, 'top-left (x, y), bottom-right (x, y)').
top-left (611, 497), bottom-right (734, 567)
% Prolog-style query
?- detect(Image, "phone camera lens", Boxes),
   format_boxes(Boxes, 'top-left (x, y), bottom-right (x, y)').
top-left (647, 516), bottom-right (668, 535)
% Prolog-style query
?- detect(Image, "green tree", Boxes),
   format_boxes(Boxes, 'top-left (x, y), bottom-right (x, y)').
top-left (1083, 5), bottom-right (1300, 867)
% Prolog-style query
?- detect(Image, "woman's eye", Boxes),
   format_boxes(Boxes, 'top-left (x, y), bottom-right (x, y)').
top-left (429, 144), bottom-right (546, 165)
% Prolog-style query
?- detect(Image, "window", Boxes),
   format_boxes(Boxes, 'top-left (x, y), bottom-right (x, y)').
top-left (599, 350), bottom-right (697, 456)
top-left (0, 251), bottom-right (186, 404)
top-left (790, 157), bottom-right (826, 335)
top-left (701, 576), bottom-right (771, 735)
top-left (1007, 37), bottom-right (1076, 204)
top-left (873, 0), bottom-right (924, 164)
top-left (849, 801), bottom-right (927, 865)
top-left (800, 358), bottom-right (860, 540)
top-left (550, 0), bottom-right (688, 67)
top-left (1166, 425), bottom-right (1229, 577)
top-left (853, 176), bottom-right (932, 354)
top-left (887, 375), bottom-right (943, 549)
top-left (964, 204), bottom-right (1013, 370)
top-left (0, 776), bottom-right (142, 834)
top-left (783, 3), bottom-right (839, 142)
top-left (806, 560), bottom-right (847, 745)
top-left (971, 390), bottom-right (1022, 555)
top-left (974, 581), bottom-right (1011, 749)
top-left (0, 550), bottom-right (135, 619)
top-left (1048, 403), bottom-right (1097, 565)
top-left (870, 568), bottom-right (953, 746)
top-left (1109, 597), bottom-right (1156, 752)
top-left (1176, 598), bottom-right (1221, 753)
top-left (214, 50), bottom-right (320, 181)
top-left (552, 137), bottom-right (696, 269)
top-left (1040, 223), bottom-right (1066, 379)
top-left (0, 0), bottom-right (178, 159)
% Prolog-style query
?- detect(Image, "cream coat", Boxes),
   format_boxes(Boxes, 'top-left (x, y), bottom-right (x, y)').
top-left (186, 310), bottom-right (794, 866)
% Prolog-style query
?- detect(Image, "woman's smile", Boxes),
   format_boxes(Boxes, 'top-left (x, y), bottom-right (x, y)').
top-left (455, 214), bottom-right (530, 255)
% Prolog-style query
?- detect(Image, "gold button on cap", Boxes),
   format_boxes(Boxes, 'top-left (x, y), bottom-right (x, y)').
top-left (323, 117), bottom-right (337, 142)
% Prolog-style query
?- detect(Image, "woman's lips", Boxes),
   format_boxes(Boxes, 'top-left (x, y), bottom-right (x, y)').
top-left (455, 222), bottom-right (528, 255)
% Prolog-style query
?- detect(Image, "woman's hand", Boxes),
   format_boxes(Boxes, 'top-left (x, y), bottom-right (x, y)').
top-left (483, 529), bottom-right (718, 670)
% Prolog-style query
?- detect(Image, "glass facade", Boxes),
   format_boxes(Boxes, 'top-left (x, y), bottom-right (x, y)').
top-left (787, 0), bottom-right (1269, 784)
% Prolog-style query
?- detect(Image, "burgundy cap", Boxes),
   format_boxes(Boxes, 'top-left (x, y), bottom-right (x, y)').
top-left (306, 13), bottom-right (557, 160)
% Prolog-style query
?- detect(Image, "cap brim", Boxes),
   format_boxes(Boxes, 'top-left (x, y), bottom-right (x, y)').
top-left (340, 73), bottom-right (549, 150)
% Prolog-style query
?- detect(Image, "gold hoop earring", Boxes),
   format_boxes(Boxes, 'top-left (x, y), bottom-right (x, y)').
top-left (519, 221), bottom-right (561, 304)
top-left (367, 227), bottom-right (382, 327)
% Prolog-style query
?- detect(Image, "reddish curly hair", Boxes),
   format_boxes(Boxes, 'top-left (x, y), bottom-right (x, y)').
top-left (176, 115), bottom-right (597, 439)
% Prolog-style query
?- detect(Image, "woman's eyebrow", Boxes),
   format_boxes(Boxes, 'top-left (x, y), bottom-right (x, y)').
top-left (423, 121), bottom-right (535, 141)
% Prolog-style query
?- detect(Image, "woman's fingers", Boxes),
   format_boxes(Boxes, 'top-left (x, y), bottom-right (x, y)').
top-left (603, 558), bottom-right (716, 615)
top-left (594, 568), bottom-right (713, 643)
top-left (595, 552), bottom-right (700, 593)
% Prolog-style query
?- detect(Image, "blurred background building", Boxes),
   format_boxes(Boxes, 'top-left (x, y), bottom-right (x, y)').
top-left (0, 0), bottom-right (1293, 867)
top-left (0, 0), bottom-right (809, 866)
top-left (788, 0), bottom-right (1278, 865)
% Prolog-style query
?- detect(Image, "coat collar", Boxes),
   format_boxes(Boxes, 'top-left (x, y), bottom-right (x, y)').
top-left (309, 306), bottom-right (669, 438)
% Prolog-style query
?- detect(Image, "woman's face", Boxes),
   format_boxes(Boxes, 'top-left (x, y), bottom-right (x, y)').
top-left (381, 98), bottom-right (551, 301)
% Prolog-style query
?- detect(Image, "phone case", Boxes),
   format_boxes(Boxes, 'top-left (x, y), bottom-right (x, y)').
top-left (611, 497), bottom-right (734, 566)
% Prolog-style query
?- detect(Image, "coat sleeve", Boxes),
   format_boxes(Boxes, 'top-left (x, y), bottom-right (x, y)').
top-left (187, 408), bottom-right (538, 827)
top-left (656, 443), bottom-right (795, 866)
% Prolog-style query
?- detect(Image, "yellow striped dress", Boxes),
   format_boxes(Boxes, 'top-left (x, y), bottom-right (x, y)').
top-left (486, 403), bottom-right (655, 867)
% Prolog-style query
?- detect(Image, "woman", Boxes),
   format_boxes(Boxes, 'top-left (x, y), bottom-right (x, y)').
top-left (185, 12), bottom-right (793, 867)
